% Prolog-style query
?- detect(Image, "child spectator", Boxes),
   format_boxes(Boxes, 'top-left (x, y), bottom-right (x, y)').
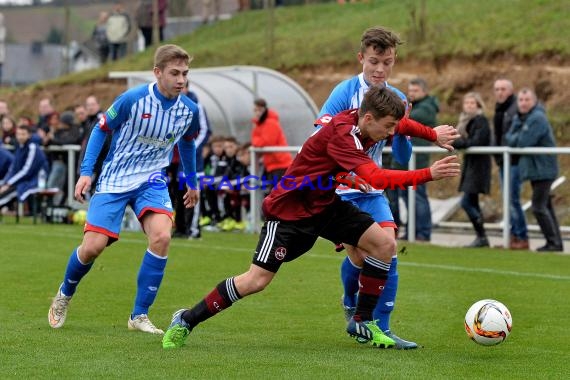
top-left (219, 137), bottom-right (247, 231)
top-left (200, 135), bottom-right (228, 229)
top-left (0, 125), bottom-right (49, 208)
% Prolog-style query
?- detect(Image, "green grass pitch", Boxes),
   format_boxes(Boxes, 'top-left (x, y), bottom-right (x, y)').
top-left (1, 223), bottom-right (569, 379)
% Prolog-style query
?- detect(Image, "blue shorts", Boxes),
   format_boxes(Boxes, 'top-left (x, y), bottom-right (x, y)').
top-left (85, 184), bottom-right (173, 243)
top-left (340, 193), bottom-right (396, 228)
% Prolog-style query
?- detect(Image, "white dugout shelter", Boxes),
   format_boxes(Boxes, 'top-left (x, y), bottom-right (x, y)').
top-left (109, 66), bottom-right (319, 146)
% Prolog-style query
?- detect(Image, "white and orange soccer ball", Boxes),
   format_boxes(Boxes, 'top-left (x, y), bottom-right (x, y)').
top-left (464, 299), bottom-right (513, 346)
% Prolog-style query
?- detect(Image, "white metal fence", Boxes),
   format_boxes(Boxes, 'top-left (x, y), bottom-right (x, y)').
top-left (249, 146), bottom-right (570, 248)
top-left (5, 143), bottom-right (567, 248)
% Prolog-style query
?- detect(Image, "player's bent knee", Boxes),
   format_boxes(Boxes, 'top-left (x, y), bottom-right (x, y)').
top-left (236, 266), bottom-right (275, 296)
top-left (149, 230), bottom-right (171, 250)
top-left (79, 240), bottom-right (106, 261)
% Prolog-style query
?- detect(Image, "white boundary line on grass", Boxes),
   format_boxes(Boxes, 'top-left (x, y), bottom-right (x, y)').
top-left (9, 229), bottom-right (570, 281)
top-left (398, 261), bottom-right (570, 281)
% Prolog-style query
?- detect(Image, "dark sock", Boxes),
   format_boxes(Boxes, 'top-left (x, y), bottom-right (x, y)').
top-left (181, 277), bottom-right (242, 330)
top-left (354, 256), bottom-right (390, 322)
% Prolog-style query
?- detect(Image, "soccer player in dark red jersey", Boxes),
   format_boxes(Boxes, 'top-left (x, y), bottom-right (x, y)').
top-left (162, 86), bottom-right (460, 349)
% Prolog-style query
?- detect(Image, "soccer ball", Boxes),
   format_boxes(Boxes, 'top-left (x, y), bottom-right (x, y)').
top-left (72, 210), bottom-right (87, 225)
top-left (464, 299), bottom-right (512, 346)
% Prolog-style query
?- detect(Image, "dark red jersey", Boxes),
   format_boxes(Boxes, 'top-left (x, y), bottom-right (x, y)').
top-left (263, 110), bottom-right (432, 220)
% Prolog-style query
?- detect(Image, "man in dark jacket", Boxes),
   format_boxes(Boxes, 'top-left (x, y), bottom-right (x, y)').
top-left (390, 77), bottom-right (438, 241)
top-left (77, 96), bottom-right (111, 190)
top-left (493, 78), bottom-right (528, 249)
top-left (506, 88), bottom-right (562, 252)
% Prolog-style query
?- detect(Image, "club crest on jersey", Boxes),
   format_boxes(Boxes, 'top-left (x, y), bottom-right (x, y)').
top-left (142, 113), bottom-right (152, 119)
top-left (274, 247), bottom-right (287, 261)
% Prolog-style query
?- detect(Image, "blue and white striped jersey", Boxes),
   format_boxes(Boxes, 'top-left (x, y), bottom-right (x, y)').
top-left (83, 82), bottom-right (200, 193)
top-left (319, 72), bottom-right (409, 196)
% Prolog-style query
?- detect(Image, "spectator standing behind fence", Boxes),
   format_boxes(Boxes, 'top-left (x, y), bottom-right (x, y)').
top-left (136, 0), bottom-right (168, 48)
top-left (202, 0), bottom-right (221, 24)
top-left (390, 77), bottom-right (438, 241)
top-left (44, 111), bottom-right (82, 206)
top-left (168, 88), bottom-right (211, 240)
top-left (35, 98), bottom-right (56, 136)
top-left (77, 96), bottom-right (110, 190)
top-left (92, 11), bottom-right (110, 64)
top-left (0, 125), bottom-right (49, 209)
top-left (183, 89), bottom-right (212, 239)
top-left (506, 88), bottom-right (563, 252)
top-left (452, 92), bottom-right (492, 248)
top-left (106, 2), bottom-right (131, 61)
top-left (492, 78), bottom-right (529, 249)
top-left (250, 98), bottom-right (292, 194)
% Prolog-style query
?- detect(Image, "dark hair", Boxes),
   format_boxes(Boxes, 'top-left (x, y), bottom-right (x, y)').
top-left (16, 124), bottom-right (32, 133)
top-left (360, 26), bottom-right (402, 55)
top-left (359, 86), bottom-right (406, 120)
top-left (224, 136), bottom-right (238, 144)
top-left (409, 77), bottom-right (429, 93)
top-left (209, 135), bottom-right (225, 144)
top-left (254, 98), bottom-right (267, 108)
top-left (237, 142), bottom-right (251, 153)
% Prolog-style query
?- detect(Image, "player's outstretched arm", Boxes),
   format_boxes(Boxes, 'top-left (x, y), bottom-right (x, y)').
top-left (429, 155), bottom-right (461, 180)
top-left (74, 175), bottom-right (92, 203)
top-left (433, 125), bottom-right (461, 152)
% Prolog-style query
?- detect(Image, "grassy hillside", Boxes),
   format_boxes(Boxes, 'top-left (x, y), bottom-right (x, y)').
top-left (15, 0), bottom-right (568, 88)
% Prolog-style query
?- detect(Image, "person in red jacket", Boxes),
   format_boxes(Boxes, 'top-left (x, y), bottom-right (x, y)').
top-left (251, 98), bottom-right (293, 194)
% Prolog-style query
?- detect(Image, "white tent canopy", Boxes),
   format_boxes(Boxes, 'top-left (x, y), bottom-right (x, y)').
top-left (109, 66), bottom-right (319, 146)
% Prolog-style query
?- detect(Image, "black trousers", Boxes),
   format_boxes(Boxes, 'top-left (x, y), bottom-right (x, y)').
top-left (531, 180), bottom-right (562, 247)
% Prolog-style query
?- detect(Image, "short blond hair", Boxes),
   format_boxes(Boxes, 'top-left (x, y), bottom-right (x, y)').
top-left (154, 44), bottom-right (192, 70)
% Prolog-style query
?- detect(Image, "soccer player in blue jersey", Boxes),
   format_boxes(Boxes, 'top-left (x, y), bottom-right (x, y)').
top-left (319, 26), bottom-right (459, 349)
top-left (48, 44), bottom-right (201, 334)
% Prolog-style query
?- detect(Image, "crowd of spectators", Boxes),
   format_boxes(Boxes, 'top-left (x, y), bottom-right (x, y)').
top-left (0, 95), bottom-right (105, 215)
top-left (0, 72), bottom-right (564, 250)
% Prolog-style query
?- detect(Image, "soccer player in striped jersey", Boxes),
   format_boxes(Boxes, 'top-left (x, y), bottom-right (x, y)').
top-left (162, 86), bottom-right (460, 349)
top-left (319, 26), bottom-right (459, 349)
top-left (48, 44), bottom-right (201, 334)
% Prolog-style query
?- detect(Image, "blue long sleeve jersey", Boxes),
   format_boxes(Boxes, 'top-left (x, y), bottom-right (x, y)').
top-left (318, 73), bottom-right (412, 195)
top-left (81, 83), bottom-right (200, 193)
